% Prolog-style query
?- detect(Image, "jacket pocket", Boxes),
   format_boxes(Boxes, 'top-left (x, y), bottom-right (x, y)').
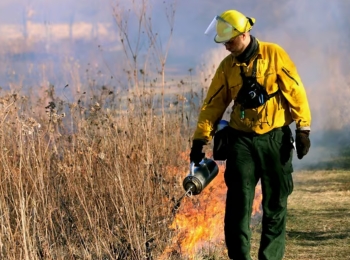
top-left (269, 128), bottom-right (294, 166)
top-left (282, 67), bottom-right (299, 86)
top-left (229, 83), bottom-right (242, 100)
top-left (258, 69), bottom-right (279, 94)
top-left (207, 85), bottom-right (225, 105)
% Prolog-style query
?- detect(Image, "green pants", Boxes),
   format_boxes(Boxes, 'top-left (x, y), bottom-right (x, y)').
top-left (224, 126), bottom-right (294, 260)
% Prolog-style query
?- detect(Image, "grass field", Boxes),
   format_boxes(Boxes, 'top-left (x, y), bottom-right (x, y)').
top-left (284, 169), bottom-right (350, 260)
top-left (245, 169), bottom-right (350, 260)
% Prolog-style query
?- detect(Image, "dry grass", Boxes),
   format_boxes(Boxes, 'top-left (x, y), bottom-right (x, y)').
top-left (285, 170), bottom-right (350, 260)
top-left (197, 169), bottom-right (350, 260)
top-left (0, 87), bottom-right (202, 259)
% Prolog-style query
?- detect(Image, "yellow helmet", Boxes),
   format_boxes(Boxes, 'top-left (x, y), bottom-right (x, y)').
top-left (205, 10), bottom-right (255, 43)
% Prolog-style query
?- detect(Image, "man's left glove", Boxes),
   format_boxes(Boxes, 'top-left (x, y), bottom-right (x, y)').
top-left (295, 130), bottom-right (310, 160)
top-left (190, 139), bottom-right (207, 165)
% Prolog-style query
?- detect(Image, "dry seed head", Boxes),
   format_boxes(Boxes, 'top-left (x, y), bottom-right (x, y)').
top-left (25, 117), bottom-right (39, 128)
top-left (98, 153), bottom-right (105, 160)
top-left (69, 103), bottom-right (77, 109)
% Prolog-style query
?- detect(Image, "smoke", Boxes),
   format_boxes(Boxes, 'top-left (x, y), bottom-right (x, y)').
top-left (0, 0), bottom-right (119, 91)
top-left (1, 0), bottom-right (350, 169)
top-left (195, 0), bottom-right (350, 170)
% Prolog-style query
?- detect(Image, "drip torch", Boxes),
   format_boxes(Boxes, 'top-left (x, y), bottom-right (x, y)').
top-left (182, 120), bottom-right (226, 195)
top-left (173, 121), bottom-right (227, 212)
top-left (182, 158), bottom-right (219, 195)
top-left (172, 158), bottom-right (219, 213)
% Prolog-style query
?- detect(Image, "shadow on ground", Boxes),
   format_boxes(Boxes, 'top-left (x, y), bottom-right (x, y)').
top-left (287, 229), bottom-right (350, 244)
top-left (287, 208), bottom-right (350, 246)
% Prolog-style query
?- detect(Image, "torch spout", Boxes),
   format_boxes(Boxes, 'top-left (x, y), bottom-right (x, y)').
top-left (172, 186), bottom-right (195, 214)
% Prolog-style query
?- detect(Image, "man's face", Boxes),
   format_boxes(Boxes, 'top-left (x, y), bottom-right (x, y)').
top-left (223, 34), bottom-right (246, 56)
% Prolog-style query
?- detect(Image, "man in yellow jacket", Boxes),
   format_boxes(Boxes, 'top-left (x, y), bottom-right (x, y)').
top-left (190, 10), bottom-right (311, 260)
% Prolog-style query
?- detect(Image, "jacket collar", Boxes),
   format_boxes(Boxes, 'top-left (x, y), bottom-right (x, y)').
top-left (231, 38), bottom-right (263, 67)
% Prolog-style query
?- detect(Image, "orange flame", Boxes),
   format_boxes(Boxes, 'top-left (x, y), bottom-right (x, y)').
top-left (162, 164), bottom-right (262, 259)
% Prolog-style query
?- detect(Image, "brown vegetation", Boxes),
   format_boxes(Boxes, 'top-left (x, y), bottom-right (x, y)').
top-left (0, 88), bottom-right (197, 259)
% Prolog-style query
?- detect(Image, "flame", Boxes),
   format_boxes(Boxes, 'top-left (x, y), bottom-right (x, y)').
top-left (162, 164), bottom-right (262, 259)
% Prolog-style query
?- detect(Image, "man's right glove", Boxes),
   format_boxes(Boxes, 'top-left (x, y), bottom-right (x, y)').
top-left (295, 130), bottom-right (310, 160)
top-left (189, 139), bottom-right (207, 165)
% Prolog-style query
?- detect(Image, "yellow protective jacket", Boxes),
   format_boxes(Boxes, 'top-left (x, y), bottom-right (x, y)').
top-left (193, 40), bottom-right (311, 141)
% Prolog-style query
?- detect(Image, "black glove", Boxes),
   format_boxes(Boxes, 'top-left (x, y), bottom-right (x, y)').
top-left (190, 139), bottom-right (207, 165)
top-left (295, 130), bottom-right (310, 160)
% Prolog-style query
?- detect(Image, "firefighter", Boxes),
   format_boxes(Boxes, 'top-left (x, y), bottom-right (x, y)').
top-left (189, 10), bottom-right (311, 260)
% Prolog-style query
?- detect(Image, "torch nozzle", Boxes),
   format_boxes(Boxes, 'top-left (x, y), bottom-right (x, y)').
top-left (184, 183), bottom-right (196, 193)
top-left (172, 184), bottom-right (196, 214)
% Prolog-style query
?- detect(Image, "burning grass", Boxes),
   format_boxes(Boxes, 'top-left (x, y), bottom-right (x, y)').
top-left (161, 163), bottom-right (263, 260)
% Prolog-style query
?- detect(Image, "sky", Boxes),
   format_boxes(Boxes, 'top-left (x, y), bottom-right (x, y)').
top-left (0, 0), bottom-right (348, 84)
top-left (0, 0), bottom-right (350, 169)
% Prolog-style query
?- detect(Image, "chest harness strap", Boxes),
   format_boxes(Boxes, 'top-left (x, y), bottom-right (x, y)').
top-left (236, 58), bottom-right (279, 119)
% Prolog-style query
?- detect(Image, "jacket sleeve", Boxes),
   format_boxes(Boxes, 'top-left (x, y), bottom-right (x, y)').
top-left (275, 45), bottom-right (311, 130)
top-left (193, 64), bottom-right (232, 141)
